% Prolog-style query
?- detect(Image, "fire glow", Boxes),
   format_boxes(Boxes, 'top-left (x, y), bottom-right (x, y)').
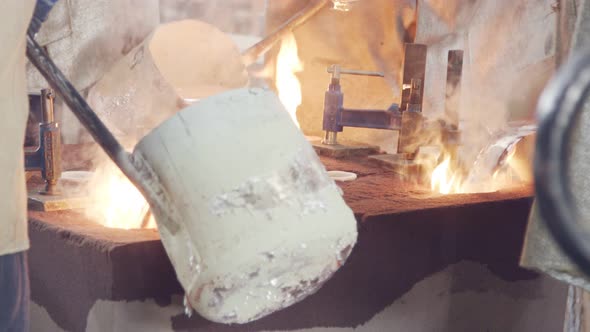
top-left (275, 32), bottom-right (303, 127)
top-left (86, 163), bottom-right (156, 230)
top-left (430, 154), bottom-right (464, 194)
top-left (429, 141), bottom-right (521, 195)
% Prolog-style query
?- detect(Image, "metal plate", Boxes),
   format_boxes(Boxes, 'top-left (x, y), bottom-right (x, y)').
top-left (27, 192), bottom-right (92, 212)
top-left (311, 141), bottom-right (380, 158)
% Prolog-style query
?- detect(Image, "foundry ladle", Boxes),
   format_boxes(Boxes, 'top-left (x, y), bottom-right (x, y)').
top-left (26, 32), bottom-right (358, 324)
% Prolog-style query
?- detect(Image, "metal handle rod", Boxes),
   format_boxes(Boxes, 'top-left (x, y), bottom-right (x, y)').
top-left (26, 33), bottom-right (137, 182)
top-left (241, 0), bottom-right (330, 66)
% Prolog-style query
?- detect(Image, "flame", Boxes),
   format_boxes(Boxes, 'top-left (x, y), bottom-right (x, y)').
top-left (429, 139), bottom-right (524, 195)
top-left (275, 33), bottom-right (303, 127)
top-left (86, 163), bottom-right (156, 230)
top-left (430, 154), bottom-right (464, 194)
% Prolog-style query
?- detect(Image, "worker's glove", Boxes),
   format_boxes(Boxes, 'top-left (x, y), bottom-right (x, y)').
top-left (28, 0), bottom-right (59, 35)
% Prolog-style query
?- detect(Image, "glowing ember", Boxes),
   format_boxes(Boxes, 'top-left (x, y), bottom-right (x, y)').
top-left (86, 163), bottom-right (156, 230)
top-left (275, 32), bottom-right (303, 127)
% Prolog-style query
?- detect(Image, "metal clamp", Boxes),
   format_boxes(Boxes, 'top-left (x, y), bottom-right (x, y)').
top-left (322, 65), bottom-right (400, 145)
top-left (321, 44), bottom-right (429, 151)
top-left (320, 45), bottom-right (463, 162)
top-left (25, 89), bottom-right (61, 195)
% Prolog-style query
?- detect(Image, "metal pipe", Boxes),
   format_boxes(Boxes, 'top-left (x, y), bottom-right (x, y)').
top-left (323, 131), bottom-right (338, 145)
top-left (241, 0), bottom-right (330, 66)
top-left (327, 66), bottom-right (384, 78)
top-left (39, 89), bottom-right (60, 195)
top-left (41, 89), bottom-right (54, 123)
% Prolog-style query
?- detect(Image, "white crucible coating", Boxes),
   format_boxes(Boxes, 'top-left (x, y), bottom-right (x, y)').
top-left (134, 88), bottom-right (358, 323)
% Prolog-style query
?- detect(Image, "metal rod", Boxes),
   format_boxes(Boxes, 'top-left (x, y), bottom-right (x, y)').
top-left (241, 0), bottom-right (330, 66)
top-left (323, 131), bottom-right (338, 145)
top-left (41, 89), bottom-right (54, 123)
top-left (327, 66), bottom-right (385, 77)
top-left (26, 33), bottom-right (136, 182)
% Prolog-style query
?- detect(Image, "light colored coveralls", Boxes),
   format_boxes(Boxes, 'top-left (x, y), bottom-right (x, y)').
top-left (0, 1), bottom-right (35, 258)
top-left (0, 1), bottom-right (35, 331)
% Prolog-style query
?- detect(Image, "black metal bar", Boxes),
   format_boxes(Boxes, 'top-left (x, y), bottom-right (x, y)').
top-left (535, 47), bottom-right (590, 276)
top-left (25, 33), bottom-right (130, 174)
top-left (445, 50), bottom-right (463, 129)
top-left (400, 43), bottom-right (427, 111)
top-left (397, 110), bottom-right (423, 156)
top-left (340, 109), bottom-right (401, 130)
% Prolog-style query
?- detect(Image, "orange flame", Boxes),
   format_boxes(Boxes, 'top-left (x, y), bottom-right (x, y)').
top-left (430, 154), bottom-right (465, 194)
top-left (275, 32), bottom-right (303, 128)
top-left (429, 139), bottom-right (524, 195)
top-left (87, 164), bottom-right (156, 230)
